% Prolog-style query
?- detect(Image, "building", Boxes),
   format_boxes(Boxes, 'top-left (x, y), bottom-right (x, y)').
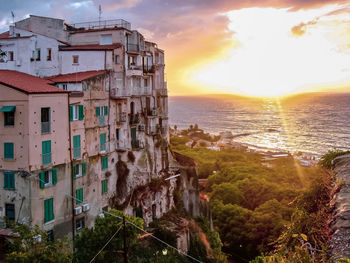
top-left (0, 15), bottom-right (173, 240)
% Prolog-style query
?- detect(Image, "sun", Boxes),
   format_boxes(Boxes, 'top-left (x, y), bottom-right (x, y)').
top-left (188, 6), bottom-right (350, 97)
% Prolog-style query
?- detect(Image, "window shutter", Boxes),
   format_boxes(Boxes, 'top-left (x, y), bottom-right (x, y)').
top-left (69, 106), bottom-right (73, 121)
top-left (52, 169), bottom-right (57, 185)
top-left (49, 198), bottom-right (54, 221)
top-left (82, 163), bottom-right (86, 176)
top-left (4, 172), bottom-right (15, 190)
top-left (4, 143), bottom-right (14, 159)
top-left (40, 172), bottom-right (45, 189)
top-left (104, 106), bottom-right (108, 115)
top-left (78, 105), bottom-right (84, 120)
top-left (96, 107), bottom-right (100, 116)
top-left (72, 164), bottom-right (77, 179)
top-left (44, 199), bottom-right (48, 222)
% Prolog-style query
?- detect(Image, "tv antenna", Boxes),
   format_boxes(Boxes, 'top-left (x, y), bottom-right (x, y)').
top-left (98, 5), bottom-right (102, 27)
top-left (11, 11), bottom-right (15, 24)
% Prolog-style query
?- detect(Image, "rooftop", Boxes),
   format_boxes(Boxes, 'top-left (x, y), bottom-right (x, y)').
top-left (0, 31), bottom-right (33, 40)
top-left (0, 70), bottom-right (66, 94)
top-left (59, 44), bottom-right (121, 51)
top-left (45, 70), bottom-right (107, 83)
top-left (67, 19), bottom-right (131, 31)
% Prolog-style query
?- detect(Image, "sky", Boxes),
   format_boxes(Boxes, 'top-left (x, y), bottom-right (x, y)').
top-left (1, 0), bottom-right (350, 96)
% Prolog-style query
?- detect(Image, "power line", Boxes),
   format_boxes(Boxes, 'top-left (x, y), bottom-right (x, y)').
top-left (33, 175), bottom-right (203, 263)
top-left (89, 223), bottom-right (123, 263)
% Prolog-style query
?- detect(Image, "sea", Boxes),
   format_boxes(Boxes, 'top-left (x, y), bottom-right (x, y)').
top-left (169, 93), bottom-right (350, 156)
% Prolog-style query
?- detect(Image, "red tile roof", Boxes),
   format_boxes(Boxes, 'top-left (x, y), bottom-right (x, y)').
top-left (0, 70), bottom-right (67, 94)
top-left (59, 44), bottom-right (121, 51)
top-left (45, 70), bottom-right (107, 83)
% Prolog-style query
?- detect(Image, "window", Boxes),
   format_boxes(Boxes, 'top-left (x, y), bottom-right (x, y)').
top-left (100, 34), bottom-right (112, 45)
top-left (101, 179), bottom-right (108, 195)
top-left (95, 106), bottom-right (108, 117)
top-left (70, 105), bottom-right (84, 121)
top-left (44, 198), bottom-right (54, 223)
top-left (101, 156), bottom-right (108, 170)
top-left (73, 135), bottom-right (81, 159)
top-left (5, 203), bottom-right (15, 221)
top-left (72, 162), bottom-right (86, 179)
top-left (73, 55), bottom-right (79, 64)
top-left (39, 168), bottom-right (57, 189)
top-left (41, 107), bottom-right (50, 134)
top-left (4, 112), bottom-right (14, 126)
top-left (144, 78), bottom-right (148, 87)
top-left (100, 133), bottom-right (106, 152)
top-left (4, 142), bottom-right (14, 159)
top-left (1, 105), bottom-right (16, 126)
top-left (36, 48), bottom-right (41, 61)
top-left (8, 51), bottom-right (14, 61)
top-left (47, 48), bottom-right (52, 61)
top-left (76, 217), bottom-right (85, 231)
top-left (62, 84), bottom-right (68, 91)
top-left (76, 188), bottom-right (83, 204)
top-left (42, 140), bottom-right (51, 165)
top-left (115, 55), bottom-right (120, 64)
top-left (4, 171), bottom-right (15, 190)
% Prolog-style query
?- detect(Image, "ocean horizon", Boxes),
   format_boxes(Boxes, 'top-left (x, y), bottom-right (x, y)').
top-left (169, 92), bottom-right (350, 156)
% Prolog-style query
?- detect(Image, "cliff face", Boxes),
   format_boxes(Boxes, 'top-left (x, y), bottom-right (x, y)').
top-left (328, 154), bottom-right (350, 260)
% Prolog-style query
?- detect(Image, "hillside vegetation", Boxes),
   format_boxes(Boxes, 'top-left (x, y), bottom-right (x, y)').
top-left (170, 127), bottom-right (335, 262)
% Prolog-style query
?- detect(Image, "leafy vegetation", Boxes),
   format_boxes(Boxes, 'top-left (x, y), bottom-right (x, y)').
top-left (170, 127), bottom-right (336, 262)
top-left (318, 149), bottom-right (350, 169)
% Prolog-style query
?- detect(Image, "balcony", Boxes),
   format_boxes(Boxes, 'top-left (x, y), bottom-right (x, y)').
top-left (117, 112), bottom-right (127, 123)
top-left (73, 147), bottom-right (81, 159)
top-left (69, 19), bottom-right (131, 31)
top-left (126, 65), bottom-right (143, 76)
top-left (143, 65), bottom-right (155, 74)
top-left (127, 44), bottom-right (140, 53)
top-left (156, 88), bottom-right (168, 97)
top-left (42, 153), bottom-right (51, 166)
top-left (98, 115), bottom-right (106, 126)
top-left (110, 88), bottom-right (129, 98)
top-left (131, 140), bottom-right (143, 149)
top-left (116, 140), bottom-right (127, 151)
top-left (129, 114), bottom-right (140, 125)
top-left (132, 86), bottom-right (152, 96)
top-left (41, 122), bottom-right (50, 134)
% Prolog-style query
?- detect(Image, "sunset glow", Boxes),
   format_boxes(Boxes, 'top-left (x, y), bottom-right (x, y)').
top-left (187, 5), bottom-right (350, 97)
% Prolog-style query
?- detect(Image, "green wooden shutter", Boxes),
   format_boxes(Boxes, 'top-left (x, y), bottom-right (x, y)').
top-left (73, 135), bottom-right (81, 159)
top-left (40, 172), bottom-right (45, 189)
top-left (82, 163), bottom-right (86, 176)
top-left (69, 106), bottom-right (73, 121)
top-left (78, 105), bottom-right (84, 120)
top-left (52, 169), bottom-right (57, 185)
top-left (96, 107), bottom-right (100, 116)
top-left (76, 188), bottom-right (83, 204)
top-left (4, 143), bottom-right (14, 159)
top-left (44, 198), bottom-right (54, 222)
top-left (102, 179), bottom-right (108, 194)
top-left (101, 156), bottom-right (108, 170)
top-left (104, 106), bottom-right (108, 115)
top-left (42, 140), bottom-right (51, 165)
top-left (72, 164), bottom-right (77, 179)
top-left (4, 172), bottom-right (15, 190)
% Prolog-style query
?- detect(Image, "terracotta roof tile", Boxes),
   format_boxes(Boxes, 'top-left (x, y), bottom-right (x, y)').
top-left (0, 70), bottom-right (67, 94)
top-left (59, 44), bottom-right (121, 51)
top-left (45, 70), bottom-right (107, 83)
top-left (0, 31), bottom-right (33, 40)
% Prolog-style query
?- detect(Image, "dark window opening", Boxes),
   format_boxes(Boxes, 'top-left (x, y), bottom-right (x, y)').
top-left (5, 203), bottom-right (15, 221)
top-left (4, 112), bottom-right (14, 126)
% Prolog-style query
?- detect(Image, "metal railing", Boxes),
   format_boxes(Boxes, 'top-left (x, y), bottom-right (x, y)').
top-left (129, 114), bottom-right (140, 125)
top-left (127, 44), bottom-right (140, 52)
top-left (70, 19), bottom-right (131, 30)
top-left (118, 112), bottom-right (127, 122)
top-left (73, 147), bottom-right (81, 159)
top-left (41, 122), bottom-right (50, 134)
top-left (42, 153), bottom-right (51, 165)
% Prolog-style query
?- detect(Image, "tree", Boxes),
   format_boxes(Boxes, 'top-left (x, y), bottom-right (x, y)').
top-left (6, 224), bottom-right (73, 263)
top-left (74, 209), bottom-right (143, 263)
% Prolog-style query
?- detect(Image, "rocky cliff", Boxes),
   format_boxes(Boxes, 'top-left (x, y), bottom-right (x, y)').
top-left (328, 154), bottom-right (350, 261)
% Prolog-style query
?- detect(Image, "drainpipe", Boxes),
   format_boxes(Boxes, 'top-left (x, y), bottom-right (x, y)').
top-left (67, 93), bottom-right (75, 241)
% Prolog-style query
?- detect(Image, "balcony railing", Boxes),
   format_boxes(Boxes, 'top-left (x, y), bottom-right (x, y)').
top-left (127, 44), bottom-right (140, 52)
top-left (42, 153), bottom-right (52, 165)
top-left (98, 115), bottom-right (106, 126)
top-left (129, 114), bottom-right (140, 125)
top-left (73, 147), bottom-right (81, 159)
top-left (131, 140), bottom-right (141, 149)
top-left (143, 65), bottom-right (155, 74)
top-left (69, 19), bottom-right (131, 30)
top-left (41, 122), bottom-right (50, 134)
top-left (118, 112), bottom-right (127, 123)
top-left (100, 143), bottom-right (106, 152)
top-left (116, 140), bottom-right (127, 150)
